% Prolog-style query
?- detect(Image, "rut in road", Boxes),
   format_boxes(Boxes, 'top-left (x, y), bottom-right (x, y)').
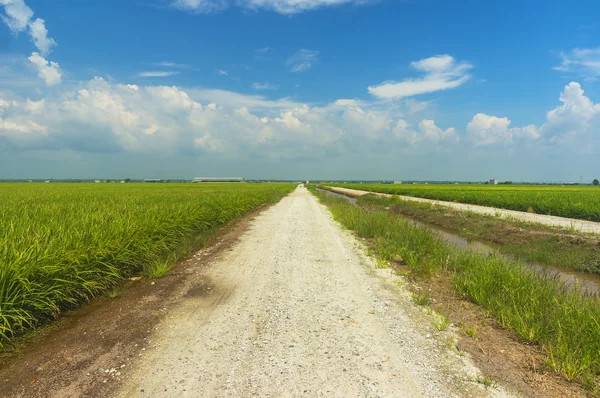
top-left (117, 187), bottom-right (511, 398)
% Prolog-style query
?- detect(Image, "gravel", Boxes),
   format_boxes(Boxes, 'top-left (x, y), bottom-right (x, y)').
top-left (117, 187), bottom-right (514, 397)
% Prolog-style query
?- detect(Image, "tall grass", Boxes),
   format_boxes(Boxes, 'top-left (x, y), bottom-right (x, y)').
top-left (331, 183), bottom-right (600, 222)
top-left (311, 187), bottom-right (600, 384)
top-left (0, 183), bottom-right (294, 348)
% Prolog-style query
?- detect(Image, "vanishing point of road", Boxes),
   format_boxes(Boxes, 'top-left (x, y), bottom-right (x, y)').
top-left (116, 187), bottom-right (510, 398)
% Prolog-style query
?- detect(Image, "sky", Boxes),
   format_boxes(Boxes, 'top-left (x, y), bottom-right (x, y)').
top-left (0, 0), bottom-right (599, 181)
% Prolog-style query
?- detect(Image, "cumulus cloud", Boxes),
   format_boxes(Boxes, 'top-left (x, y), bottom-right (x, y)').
top-left (391, 119), bottom-right (458, 147)
top-left (28, 52), bottom-right (62, 85)
top-left (0, 0), bottom-right (33, 32)
top-left (28, 18), bottom-right (55, 55)
top-left (541, 82), bottom-right (600, 141)
top-left (171, 0), bottom-right (374, 14)
top-left (368, 55), bottom-right (472, 99)
top-left (1, 0), bottom-right (61, 87)
top-left (1, 0), bottom-right (56, 55)
top-left (0, 77), bottom-right (455, 157)
top-left (466, 82), bottom-right (599, 147)
top-left (554, 48), bottom-right (600, 80)
top-left (138, 71), bottom-right (180, 77)
top-left (467, 114), bottom-right (539, 146)
top-left (287, 49), bottom-right (319, 73)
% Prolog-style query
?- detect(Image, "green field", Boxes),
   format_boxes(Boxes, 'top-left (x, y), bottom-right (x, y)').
top-left (0, 182), bottom-right (294, 348)
top-left (329, 183), bottom-right (600, 222)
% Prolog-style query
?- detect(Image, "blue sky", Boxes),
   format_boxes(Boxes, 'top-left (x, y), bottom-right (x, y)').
top-left (1, 0), bottom-right (599, 181)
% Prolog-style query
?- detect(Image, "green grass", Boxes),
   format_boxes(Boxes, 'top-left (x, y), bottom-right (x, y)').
top-left (434, 315), bottom-right (450, 331)
top-left (476, 375), bottom-right (499, 389)
top-left (412, 292), bottom-right (431, 306)
top-left (329, 183), bottom-right (600, 222)
top-left (310, 186), bottom-right (600, 385)
top-left (0, 182), bottom-right (294, 348)
top-left (357, 194), bottom-right (600, 275)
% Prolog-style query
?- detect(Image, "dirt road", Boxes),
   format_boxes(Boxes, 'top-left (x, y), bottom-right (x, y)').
top-left (116, 187), bottom-right (509, 397)
top-left (329, 187), bottom-right (600, 235)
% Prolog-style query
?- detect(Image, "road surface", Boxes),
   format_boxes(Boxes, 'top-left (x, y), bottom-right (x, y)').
top-left (116, 187), bottom-right (509, 398)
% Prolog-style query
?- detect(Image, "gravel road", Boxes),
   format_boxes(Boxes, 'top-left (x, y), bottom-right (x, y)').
top-left (117, 187), bottom-right (512, 398)
top-left (329, 187), bottom-right (600, 235)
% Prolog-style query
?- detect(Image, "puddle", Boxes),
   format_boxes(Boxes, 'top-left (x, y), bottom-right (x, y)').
top-left (317, 188), bottom-right (600, 295)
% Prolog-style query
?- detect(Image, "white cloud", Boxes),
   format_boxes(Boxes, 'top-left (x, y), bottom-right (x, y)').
top-left (1, 1), bottom-right (56, 55)
top-left (390, 118), bottom-right (458, 147)
top-left (0, 0), bottom-right (33, 32)
top-left (138, 71), bottom-right (180, 77)
top-left (28, 18), bottom-right (56, 55)
top-left (368, 55), bottom-right (472, 99)
top-left (171, 0), bottom-right (229, 13)
top-left (541, 82), bottom-right (600, 141)
top-left (253, 82), bottom-right (279, 90)
top-left (466, 82), bottom-right (600, 147)
top-left (216, 69), bottom-right (228, 76)
top-left (185, 88), bottom-right (302, 110)
top-left (242, 0), bottom-right (373, 14)
top-left (287, 49), bottom-right (319, 73)
top-left (554, 48), bottom-right (600, 80)
top-left (154, 61), bottom-right (192, 69)
top-left (466, 113), bottom-right (539, 146)
top-left (170, 0), bottom-right (374, 14)
top-left (28, 52), bottom-right (62, 86)
top-left (0, 77), bottom-right (454, 157)
top-left (333, 99), bottom-right (362, 107)
top-left (2, 0), bottom-right (61, 87)
top-left (419, 119), bottom-right (459, 143)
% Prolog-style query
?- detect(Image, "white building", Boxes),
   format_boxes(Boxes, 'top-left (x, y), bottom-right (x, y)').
top-left (193, 177), bottom-right (245, 183)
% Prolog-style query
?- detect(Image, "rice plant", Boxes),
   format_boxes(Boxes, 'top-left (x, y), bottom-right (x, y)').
top-left (0, 182), bottom-right (294, 348)
top-left (330, 183), bottom-right (600, 222)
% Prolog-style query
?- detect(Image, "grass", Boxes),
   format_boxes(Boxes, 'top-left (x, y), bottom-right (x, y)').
top-left (310, 186), bottom-right (600, 385)
top-left (412, 292), bottom-right (431, 306)
top-left (476, 375), bottom-right (499, 389)
top-left (434, 315), bottom-right (450, 331)
top-left (357, 194), bottom-right (600, 274)
top-left (463, 324), bottom-right (478, 338)
top-left (0, 182), bottom-right (294, 349)
top-left (329, 183), bottom-right (600, 222)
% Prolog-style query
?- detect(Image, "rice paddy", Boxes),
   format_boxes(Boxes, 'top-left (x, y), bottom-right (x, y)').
top-left (330, 183), bottom-right (600, 222)
top-left (0, 182), bottom-right (294, 348)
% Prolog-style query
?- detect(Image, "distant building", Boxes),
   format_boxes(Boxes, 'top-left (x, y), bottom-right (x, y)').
top-left (489, 178), bottom-right (498, 185)
top-left (193, 177), bottom-right (245, 183)
top-left (393, 181), bottom-right (403, 184)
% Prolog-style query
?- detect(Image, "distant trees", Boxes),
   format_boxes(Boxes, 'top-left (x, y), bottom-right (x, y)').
top-left (594, 179), bottom-right (599, 186)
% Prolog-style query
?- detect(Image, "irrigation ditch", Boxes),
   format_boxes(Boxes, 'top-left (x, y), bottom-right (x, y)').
top-left (313, 186), bottom-right (600, 396)
top-left (317, 188), bottom-right (600, 296)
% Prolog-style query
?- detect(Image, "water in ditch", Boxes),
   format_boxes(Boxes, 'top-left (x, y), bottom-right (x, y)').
top-left (317, 188), bottom-right (600, 295)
